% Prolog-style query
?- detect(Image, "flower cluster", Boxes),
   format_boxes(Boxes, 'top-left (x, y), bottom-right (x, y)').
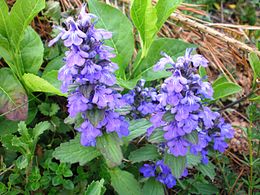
top-left (123, 79), bottom-right (158, 118)
top-left (140, 160), bottom-right (187, 188)
top-left (49, 5), bottom-right (129, 146)
top-left (147, 49), bottom-right (234, 163)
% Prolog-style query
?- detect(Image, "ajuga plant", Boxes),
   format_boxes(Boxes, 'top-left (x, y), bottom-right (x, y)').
top-left (49, 4), bottom-right (129, 146)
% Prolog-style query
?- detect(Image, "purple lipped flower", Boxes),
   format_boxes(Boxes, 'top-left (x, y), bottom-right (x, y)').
top-left (139, 164), bottom-right (156, 177)
top-left (154, 53), bottom-right (174, 71)
top-left (167, 137), bottom-right (189, 156)
top-left (191, 54), bottom-right (209, 67)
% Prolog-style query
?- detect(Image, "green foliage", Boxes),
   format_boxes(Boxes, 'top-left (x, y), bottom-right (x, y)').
top-left (129, 144), bottom-right (160, 163)
top-left (38, 102), bottom-right (60, 116)
top-left (89, 0), bottom-right (134, 78)
top-left (85, 179), bottom-right (106, 195)
top-left (213, 82), bottom-right (242, 100)
top-left (249, 52), bottom-right (260, 88)
top-left (197, 162), bottom-right (216, 180)
top-left (142, 178), bottom-right (164, 195)
top-left (96, 133), bottom-right (123, 168)
top-left (110, 168), bottom-right (142, 195)
top-left (164, 153), bottom-right (186, 178)
top-left (53, 136), bottom-right (100, 165)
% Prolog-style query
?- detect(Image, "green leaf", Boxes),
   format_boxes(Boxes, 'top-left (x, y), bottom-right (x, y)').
top-left (194, 183), bottom-right (219, 195)
top-left (117, 77), bottom-right (141, 90)
top-left (96, 133), bottom-right (123, 168)
top-left (249, 52), bottom-right (260, 87)
top-left (22, 73), bottom-right (65, 96)
top-left (20, 27), bottom-right (44, 74)
top-left (63, 180), bottom-right (75, 190)
top-left (0, 68), bottom-right (28, 121)
top-left (52, 175), bottom-right (63, 186)
top-left (43, 56), bottom-right (64, 72)
top-left (85, 179), bottom-right (106, 195)
top-left (32, 121), bottom-right (51, 139)
top-left (89, 0), bottom-right (134, 78)
top-left (212, 75), bottom-right (228, 88)
top-left (164, 153), bottom-right (186, 178)
top-left (134, 38), bottom-right (195, 79)
top-left (197, 162), bottom-right (216, 180)
top-left (53, 136), bottom-right (100, 165)
top-left (148, 128), bottom-right (165, 144)
top-left (42, 70), bottom-right (62, 90)
top-left (142, 178), bottom-right (164, 195)
top-left (110, 168), bottom-right (141, 195)
top-left (9, 0), bottom-right (45, 45)
top-left (183, 130), bottom-right (198, 144)
top-left (187, 153), bottom-right (201, 168)
top-left (213, 82), bottom-right (242, 100)
top-left (38, 102), bottom-right (60, 116)
top-left (131, 0), bottom-right (158, 58)
top-left (123, 119), bottom-right (152, 143)
top-left (43, 1), bottom-right (61, 21)
top-left (250, 95), bottom-right (260, 103)
top-left (155, 0), bottom-right (182, 30)
top-left (0, 0), bottom-right (9, 37)
top-left (129, 144), bottom-right (159, 163)
top-left (16, 155), bottom-right (29, 169)
top-left (86, 109), bottom-right (105, 127)
top-left (199, 66), bottom-right (207, 78)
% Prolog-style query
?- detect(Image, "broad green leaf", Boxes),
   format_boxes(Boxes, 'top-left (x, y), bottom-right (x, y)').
top-left (38, 102), bottom-right (60, 117)
top-left (42, 70), bottom-right (62, 90)
top-left (164, 153), bottom-right (186, 178)
top-left (183, 130), bottom-right (198, 144)
top-left (194, 183), bottom-right (219, 195)
top-left (0, 117), bottom-right (18, 136)
top-left (197, 162), bottom-right (216, 180)
top-left (142, 178), bottom-right (164, 195)
top-left (133, 38), bottom-right (195, 79)
top-left (155, 0), bottom-right (182, 30)
top-left (129, 144), bottom-right (159, 163)
top-left (43, 56), bottom-right (64, 72)
top-left (110, 168), bottom-right (141, 195)
top-left (22, 73), bottom-right (65, 96)
top-left (0, 34), bottom-right (13, 66)
top-left (32, 121), bottom-right (51, 139)
top-left (0, 0), bottom-right (9, 37)
top-left (123, 119), bottom-right (152, 143)
top-left (9, 0), bottom-right (45, 45)
top-left (117, 77), bottom-right (141, 90)
top-left (0, 68), bottom-right (28, 121)
top-left (148, 128), bottom-right (165, 143)
top-left (96, 133), bottom-right (123, 168)
top-left (131, 0), bottom-right (157, 58)
top-left (20, 27), bottom-right (44, 74)
top-left (53, 136), bottom-right (100, 165)
top-left (186, 153), bottom-right (201, 168)
top-left (213, 82), bottom-right (242, 100)
top-left (89, 0), bottom-right (134, 78)
top-left (199, 66), bottom-right (207, 78)
top-left (249, 52), bottom-right (260, 87)
top-left (85, 179), bottom-right (106, 195)
top-left (212, 75), bottom-right (228, 88)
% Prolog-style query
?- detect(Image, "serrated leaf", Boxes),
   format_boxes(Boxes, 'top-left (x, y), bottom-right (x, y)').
top-left (0, 117), bottom-right (18, 136)
top-left (110, 168), bottom-right (141, 195)
top-left (197, 162), bottom-right (216, 180)
top-left (89, 0), bottom-right (134, 78)
top-left (53, 136), bottom-right (100, 165)
top-left (213, 82), bottom-right (242, 100)
top-left (20, 27), bottom-right (44, 74)
top-left (96, 133), bottom-right (123, 168)
top-left (85, 179), bottom-right (106, 195)
top-left (9, 0), bottom-right (45, 45)
top-left (142, 178), bottom-right (164, 195)
top-left (129, 144), bottom-right (159, 163)
top-left (32, 121), bottom-right (51, 139)
top-left (22, 73), bottom-right (65, 96)
top-left (164, 153), bottom-right (186, 178)
top-left (123, 119), bottom-right (152, 143)
top-left (38, 102), bottom-right (60, 116)
top-left (0, 68), bottom-right (28, 121)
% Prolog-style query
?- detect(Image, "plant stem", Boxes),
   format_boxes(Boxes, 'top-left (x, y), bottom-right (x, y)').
top-left (247, 122), bottom-right (254, 195)
top-left (218, 88), bottom-right (260, 112)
